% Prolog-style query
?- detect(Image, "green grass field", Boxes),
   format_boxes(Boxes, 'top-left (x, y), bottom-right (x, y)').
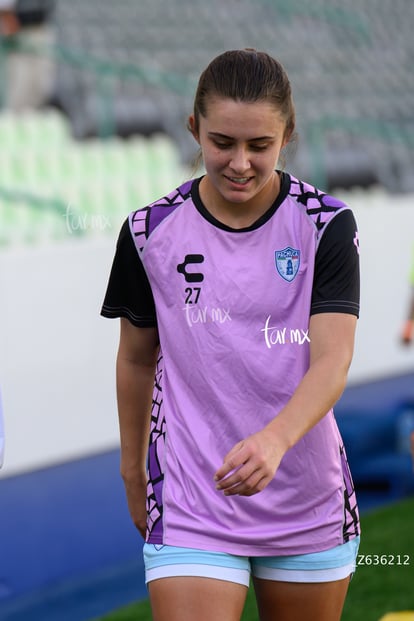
top-left (96, 496), bottom-right (414, 621)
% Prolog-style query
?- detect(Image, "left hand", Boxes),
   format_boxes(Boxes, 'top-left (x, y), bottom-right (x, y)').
top-left (214, 428), bottom-right (285, 497)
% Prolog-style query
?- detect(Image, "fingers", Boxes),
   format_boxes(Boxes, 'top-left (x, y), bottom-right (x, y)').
top-left (217, 466), bottom-right (269, 496)
top-left (129, 510), bottom-right (147, 538)
top-left (123, 477), bottom-right (148, 538)
top-left (214, 441), bottom-right (247, 483)
top-left (214, 439), bottom-right (274, 496)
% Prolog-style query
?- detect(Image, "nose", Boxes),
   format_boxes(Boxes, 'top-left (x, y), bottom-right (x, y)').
top-left (229, 146), bottom-right (250, 173)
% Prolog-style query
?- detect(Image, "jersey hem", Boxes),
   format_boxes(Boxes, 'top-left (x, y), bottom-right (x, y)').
top-left (146, 533), bottom-right (359, 558)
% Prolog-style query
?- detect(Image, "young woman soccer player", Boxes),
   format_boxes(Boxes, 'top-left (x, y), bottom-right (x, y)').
top-left (101, 49), bottom-right (361, 621)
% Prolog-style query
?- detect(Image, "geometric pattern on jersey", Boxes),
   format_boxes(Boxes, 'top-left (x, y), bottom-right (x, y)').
top-left (289, 176), bottom-right (344, 233)
top-left (146, 354), bottom-right (165, 540)
top-left (131, 183), bottom-right (192, 541)
top-left (340, 444), bottom-right (360, 541)
top-left (131, 179), bottom-right (193, 252)
top-left (133, 179), bottom-right (231, 542)
top-left (129, 173), bottom-right (360, 554)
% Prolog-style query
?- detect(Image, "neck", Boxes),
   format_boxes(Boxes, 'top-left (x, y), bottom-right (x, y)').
top-left (199, 172), bottom-right (281, 230)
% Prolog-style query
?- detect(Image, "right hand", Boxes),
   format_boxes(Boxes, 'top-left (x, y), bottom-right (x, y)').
top-left (122, 469), bottom-right (148, 538)
top-left (401, 319), bottom-right (413, 345)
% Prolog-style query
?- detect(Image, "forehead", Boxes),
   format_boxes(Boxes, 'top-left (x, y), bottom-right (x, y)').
top-left (200, 97), bottom-right (285, 136)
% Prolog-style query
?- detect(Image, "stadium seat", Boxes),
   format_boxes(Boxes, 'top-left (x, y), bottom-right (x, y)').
top-left (1, 0), bottom-right (414, 246)
top-left (45, 0), bottom-right (414, 190)
top-left (0, 110), bottom-right (188, 246)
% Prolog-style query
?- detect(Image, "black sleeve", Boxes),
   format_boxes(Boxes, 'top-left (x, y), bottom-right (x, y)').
top-left (310, 209), bottom-right (360, 317)
top-left (100, 218), bottom-right (157, 327)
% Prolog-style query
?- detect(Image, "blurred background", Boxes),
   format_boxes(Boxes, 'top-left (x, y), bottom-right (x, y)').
top-left (0, 0), bottom-right (413, 619)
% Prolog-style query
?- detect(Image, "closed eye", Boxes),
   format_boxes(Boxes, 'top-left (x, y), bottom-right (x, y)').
top-left (249, 143), bottom-right (269, 151)
top-left (212, 140), bottom-right (270, 151)
top-left (212, 140), bottom-right (232, 149)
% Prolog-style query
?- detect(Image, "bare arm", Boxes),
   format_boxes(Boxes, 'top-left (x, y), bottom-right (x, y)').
top-left (215, 312), bottom-right (357, 496)
top-left (116, 318), bottom-right (159, 535)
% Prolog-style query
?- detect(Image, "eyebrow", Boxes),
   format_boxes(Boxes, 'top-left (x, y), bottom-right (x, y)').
top-left (207, 132), bottom-right (275, 142)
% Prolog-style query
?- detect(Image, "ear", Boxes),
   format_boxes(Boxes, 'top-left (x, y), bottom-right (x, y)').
top-left (188, 114), bottom-right (200, 143)
top-left (282, 125), bottom-right (295, 149)
top-left (281, 132), bottom-right (291, 150)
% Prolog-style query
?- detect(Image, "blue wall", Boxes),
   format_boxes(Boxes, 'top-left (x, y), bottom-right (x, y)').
top-left (0, 450), bottom-right (147, 620)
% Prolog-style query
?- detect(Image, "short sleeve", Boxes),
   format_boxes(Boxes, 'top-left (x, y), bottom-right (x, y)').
top-left (100, 218), bottom-right (157, 327)
top-left (310, 209), bottom-right (360, 317)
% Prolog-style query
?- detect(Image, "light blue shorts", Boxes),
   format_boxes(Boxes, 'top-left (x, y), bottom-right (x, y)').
top-left (143, 536), bottom-right (360, 586)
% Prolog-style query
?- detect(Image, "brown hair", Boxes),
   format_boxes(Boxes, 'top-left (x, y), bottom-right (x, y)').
top-left (191, 49), bottom-right (296, 142)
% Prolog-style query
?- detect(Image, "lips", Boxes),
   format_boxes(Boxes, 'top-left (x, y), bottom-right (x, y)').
top-left (225, 175), bottom-right (253, 186)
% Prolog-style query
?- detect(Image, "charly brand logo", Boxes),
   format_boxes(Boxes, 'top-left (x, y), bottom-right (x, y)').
top-left (261, 315), bottom-right (310, 349)
top-left (275, 247), bottom-right (300, 282)
top-left (177, 254), bottom-right (205, 283)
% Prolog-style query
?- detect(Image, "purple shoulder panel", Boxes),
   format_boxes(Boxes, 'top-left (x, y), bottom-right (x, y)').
top-left (129, 180), bottom-right (194, 252)
top-left (289, 175), bottom-right (348, 232)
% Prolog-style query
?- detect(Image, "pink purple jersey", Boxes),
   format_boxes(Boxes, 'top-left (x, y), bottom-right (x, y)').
top-left (102, 173), bottom-right (360, 556)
